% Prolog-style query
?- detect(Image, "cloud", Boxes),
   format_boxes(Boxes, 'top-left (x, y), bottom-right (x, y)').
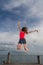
top-left (0, 0), bottom-right (43, 53)
top-left (0, 0), bottom-right (43, 42)
top-left (27, 0), bottom-right (43, 19)
top-left (1, 0), bottom-right (43, 19)
top-left (1, 0), bottom-right (43, 23)
top-left (26, 25), bottom-right (43, 45)
top-left (0, 0), bottom-right (43, 40)
top-left (2, 0), bottom-right (37, 10)
top-left (0, 18), bottom-right (18, 32)
top-left (0, 26), bottom-right (43, 45)
top-left (2, 0), bottom-right (27, 11)
top-left (0, 32), bottom-right (19, 44)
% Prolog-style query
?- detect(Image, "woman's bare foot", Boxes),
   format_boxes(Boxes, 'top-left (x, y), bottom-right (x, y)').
top-left (24, 48), bottom-right (28, 51)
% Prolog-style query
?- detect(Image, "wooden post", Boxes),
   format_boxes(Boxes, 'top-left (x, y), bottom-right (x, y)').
top-left (3, 61), bottom-right (5, 64)
top-left (37, 55), bottom-right (40, 64)
top-left (6, 52), bottom-right (11, 64)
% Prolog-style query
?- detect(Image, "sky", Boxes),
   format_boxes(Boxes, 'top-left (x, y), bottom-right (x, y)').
top-left (0, 0), bottom-right (43, 53)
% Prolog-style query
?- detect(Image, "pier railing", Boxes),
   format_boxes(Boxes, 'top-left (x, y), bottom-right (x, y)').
top-left (0, 52), bottom-right (43, 64)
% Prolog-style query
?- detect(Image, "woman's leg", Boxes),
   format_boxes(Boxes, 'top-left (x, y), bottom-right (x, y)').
top-left (23, 44), bottom-right (28, 51)
top-left (17, 44), bottom-right (22, 50)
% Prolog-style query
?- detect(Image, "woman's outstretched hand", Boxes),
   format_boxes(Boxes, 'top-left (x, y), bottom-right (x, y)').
top-left (35, 30), bottom-right (38, 32)
top-left (18, 21), bottom-right (20, 26)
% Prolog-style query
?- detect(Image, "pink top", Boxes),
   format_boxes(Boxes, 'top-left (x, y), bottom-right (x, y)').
top-left (19, 31), bottom-right (26, 39)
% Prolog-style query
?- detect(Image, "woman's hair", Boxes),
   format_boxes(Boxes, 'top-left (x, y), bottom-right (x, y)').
top-left (21, 27), bottom-right (28, 34)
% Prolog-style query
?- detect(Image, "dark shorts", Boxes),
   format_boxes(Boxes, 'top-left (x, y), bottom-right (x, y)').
top-left (18, 38), bottom-right (26, 44)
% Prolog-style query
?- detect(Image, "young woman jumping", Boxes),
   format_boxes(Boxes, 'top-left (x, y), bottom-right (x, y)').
top-left (17, 21), bottom-right (38, 51)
